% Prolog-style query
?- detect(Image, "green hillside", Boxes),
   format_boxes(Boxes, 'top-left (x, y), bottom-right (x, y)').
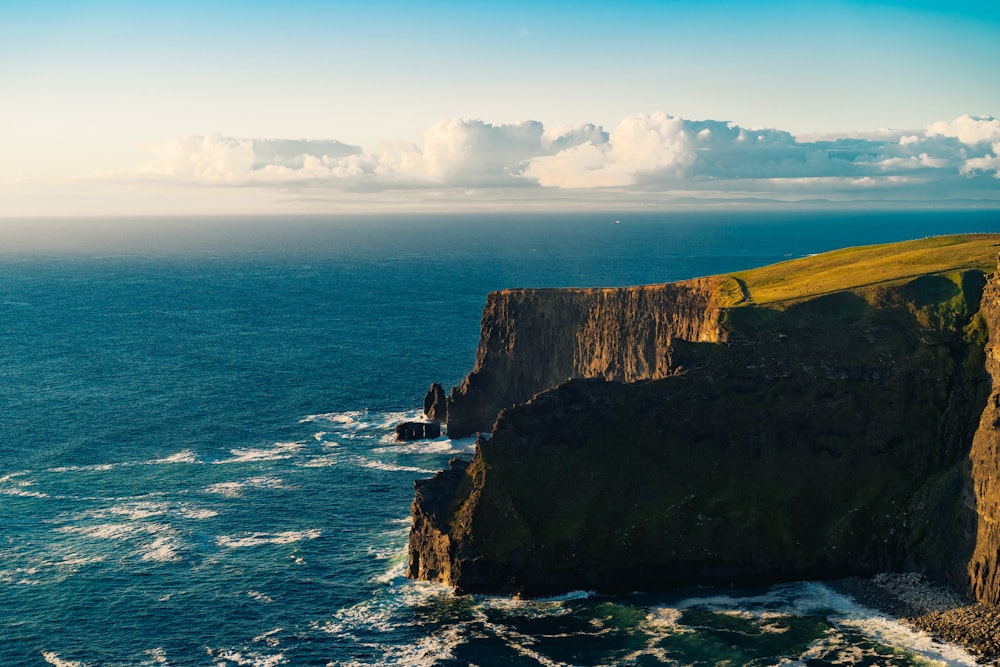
top-left (733, 234), bottom-right (1000, 306)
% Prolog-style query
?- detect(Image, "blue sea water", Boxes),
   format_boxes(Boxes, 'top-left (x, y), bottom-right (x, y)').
top-left (2, 210), bottom-right (999, 667)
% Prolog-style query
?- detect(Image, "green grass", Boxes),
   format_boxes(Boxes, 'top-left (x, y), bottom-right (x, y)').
top-left (731, 234), bottom-right (1000, 306)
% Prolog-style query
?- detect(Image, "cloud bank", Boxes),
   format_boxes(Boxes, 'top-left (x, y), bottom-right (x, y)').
top-left (118, 113), bottom-right (1000, 207)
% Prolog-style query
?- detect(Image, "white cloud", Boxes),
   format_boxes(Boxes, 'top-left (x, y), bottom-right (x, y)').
top-left (877, 153), bottom-right (949, 171)
top-left (961, 143), bottom-right (1000, 178)
top-left (526, 142), bottom-right (620, 188)
top-left (540, 122), bottom-right (609, 153)
top-left (139, 134), bottom-right (256, 182)
top-left (926, 114), bottom-right (1000, 145)
top-left (373, 118), bottom-right (545, 186)
top-left (103, 112), bottom-right (1000, 209)
top-left (136, 134), bottom-right (367, 184)
top-left (525, 112), bottom-right (696, 188)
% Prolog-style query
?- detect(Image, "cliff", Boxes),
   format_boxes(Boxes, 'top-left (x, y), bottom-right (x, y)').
top-left (409, 234), bottom-right (1000, 602)
top-left (444, 276), bottom-right (742, 438)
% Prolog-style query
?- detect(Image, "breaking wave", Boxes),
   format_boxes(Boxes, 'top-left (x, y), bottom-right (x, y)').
top-left (215, 529), bottom-right (322, 549)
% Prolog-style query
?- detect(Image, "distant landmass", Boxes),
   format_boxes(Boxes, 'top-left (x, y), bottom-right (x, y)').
top-left (407, 234), bottom-right (1000, 604)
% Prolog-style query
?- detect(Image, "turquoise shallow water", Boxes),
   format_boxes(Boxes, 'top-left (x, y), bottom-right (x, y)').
top-left (1, 210), bottom-right (998, 666)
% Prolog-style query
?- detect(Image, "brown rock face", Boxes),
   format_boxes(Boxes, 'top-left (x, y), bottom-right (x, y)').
top-left (968, 274), bottom-right (1000, 603)
top-left (407, 458), bottom-right (469, 584)
top-left (446, 276), bottom-right (739, 438)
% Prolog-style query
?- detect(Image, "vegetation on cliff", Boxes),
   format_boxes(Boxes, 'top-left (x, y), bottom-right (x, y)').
top-left (734, 233), bottom-right (999, 306)
top-left (410, 234), bottom-right (1000, 602)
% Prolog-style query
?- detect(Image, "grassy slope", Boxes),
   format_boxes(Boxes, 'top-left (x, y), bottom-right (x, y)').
top-left (731, 234), bottom-right (1000, 306)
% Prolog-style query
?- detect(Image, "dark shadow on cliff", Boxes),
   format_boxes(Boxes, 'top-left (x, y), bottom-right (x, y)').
top-left (411, 270), bottom-right (993, 599)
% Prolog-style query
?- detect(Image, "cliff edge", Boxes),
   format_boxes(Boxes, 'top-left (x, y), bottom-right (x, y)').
top-left (410, 234), bottom-right (1000, 602)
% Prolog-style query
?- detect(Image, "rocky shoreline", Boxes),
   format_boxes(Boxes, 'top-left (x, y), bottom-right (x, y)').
top-left (831, 573), bottom-right (1000, 665)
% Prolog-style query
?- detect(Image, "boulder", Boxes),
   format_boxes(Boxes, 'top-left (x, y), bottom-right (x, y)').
top-left (395, 421), bottom-right (441, 442)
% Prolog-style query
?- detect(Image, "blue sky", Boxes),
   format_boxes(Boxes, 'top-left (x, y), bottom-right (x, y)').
top-left (2, 0), bottom-right (998, 215)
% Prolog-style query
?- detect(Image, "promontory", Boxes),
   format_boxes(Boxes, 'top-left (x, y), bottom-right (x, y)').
top-left (407, 234), bottom-right (1000, 605)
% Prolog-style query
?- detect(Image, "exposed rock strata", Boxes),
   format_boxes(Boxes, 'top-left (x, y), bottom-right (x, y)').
top-left (409, 247), bottom-right (1000, 604)
top-left (968, 271), bottom-right (1000, 604)
top-left (445, 276), bottom-right (740, 438)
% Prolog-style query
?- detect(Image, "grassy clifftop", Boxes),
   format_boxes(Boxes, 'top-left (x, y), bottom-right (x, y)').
top-left (732, 234), bottom-right (1000, 306)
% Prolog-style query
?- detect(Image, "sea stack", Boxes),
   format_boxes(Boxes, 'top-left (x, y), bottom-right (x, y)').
top-left (423, 382), bottom-right (448, 423)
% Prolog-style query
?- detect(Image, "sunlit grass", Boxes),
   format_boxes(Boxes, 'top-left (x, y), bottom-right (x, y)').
top-left (732, 234), bottom-right (1000, 306)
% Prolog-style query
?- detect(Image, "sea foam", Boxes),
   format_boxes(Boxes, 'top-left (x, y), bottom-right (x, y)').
top-left (215, 442), bottom-right (304, 464)
top-left (204, 476), bottom-right (286, 497)
top-left (215, 529), bottom-right (321, 549)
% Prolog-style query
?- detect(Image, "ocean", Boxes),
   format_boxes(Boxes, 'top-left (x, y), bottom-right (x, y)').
top-left (2, 209), bottom-right (998, 667)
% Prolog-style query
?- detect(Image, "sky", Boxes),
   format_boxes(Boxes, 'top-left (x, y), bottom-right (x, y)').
top-left (2, 0), bottom-right (999, 217)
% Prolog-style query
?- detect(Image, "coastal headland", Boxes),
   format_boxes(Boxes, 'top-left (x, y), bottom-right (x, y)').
top-left (408, 234), bottom-right (1000, 654)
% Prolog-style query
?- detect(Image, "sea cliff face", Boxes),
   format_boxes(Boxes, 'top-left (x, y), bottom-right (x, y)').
top-left (968, 272), bottom-right (1000, 604)
top-left (409, 236), bottom-right (1000, 602)
top-left (445, 276), bottom-right (740, 438)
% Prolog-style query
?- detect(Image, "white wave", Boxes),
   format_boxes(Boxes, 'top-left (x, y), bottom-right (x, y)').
top-left (41, 652), bottom-right (90, 667)
top-left (0, 477), bottom-right (48, 498)
top-left (106, 501), bottom-right (172, 520)
top-left (215, 529), bottom-right (321, 549)
top-left (0, 565), bottom-right (42, 586)
top-left (140, 535), bottom-right (183, 563)
top-left (651, 581), bottom-right (980, 666)
top-left (252, 628), bottom-right (282, 647)
top-left (152, 449), bottom-right (201, 464)
top-left (204, 476), bottom-right (286, 497)
top-left (54, 554), bottom-right (107, 568)
top-left (477, 594), bottom-right (579, 621)
top-left (215, 442), bottom-right (304, 465)
top-left (56, 521), bottom-right (185, 563)
top-left (75, 500), bottom-right (216, 522)
top-left (58, 522), bottom-right (140, 540)
top-left (300, 410), bottom-right (367, 426)
top-left (297, 453), bottom-right (339, 468)
top-left (534, 589), bottom-right (596, 603)
top-left (646, 606), bottom-right (688, 630)
top-left (2, 549), bottom-right (110, 586)
top-left (320, 603), bottom-right (398, 637)
top-left (206, 648), bottom-right (286, 667)
top-left (373, 437), bottom-right (475, 456)
top-left (141, 648), bottom-right (169, 666)
top-left (0, 472), bottom-right (48, 498)
top-left (375, 411), bottom-right (421, 429)
top-left (48, 462), bottom-right (119, 473)
top-left (248, 590), bottom-right (273, 604)
top-left (41, 450), bottom-right (200, 476)
top-left (372, 557), bottom-right (409, 586)
top-left (301, 409), bottom-right (424, 437)
top-left (355, 458), bottom-right (437, 474)
top-left (367, 624), bottom-right (465, 667)
top-left (836, 611), bottom-right (980, 666)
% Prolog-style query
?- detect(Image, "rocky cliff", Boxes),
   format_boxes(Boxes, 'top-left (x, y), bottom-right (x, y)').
top-left (444, 276), bottom-right (742, 438)
top-left (410, 234), bottom-right (1000, 602)
top-left (969, 271), bottom-right (1000, 604)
